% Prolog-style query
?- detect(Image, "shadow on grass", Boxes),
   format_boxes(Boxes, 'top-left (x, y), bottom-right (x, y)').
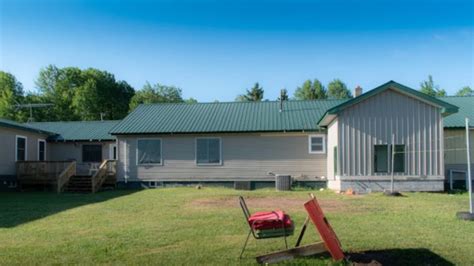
top-left (348, 248), bottom-right (454, 266)
top-left (0, 189), bottom-right (138, 228)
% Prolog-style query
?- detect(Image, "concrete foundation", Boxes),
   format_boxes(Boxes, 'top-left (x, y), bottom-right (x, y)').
top-left (328, 178), bottom-right (444, 193)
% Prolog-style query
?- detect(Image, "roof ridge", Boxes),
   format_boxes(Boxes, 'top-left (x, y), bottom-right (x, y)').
top-left (139, 98), bottom-right (347, 107)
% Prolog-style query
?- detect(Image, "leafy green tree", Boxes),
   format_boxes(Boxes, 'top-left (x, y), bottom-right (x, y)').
top-left (420, 75), bottom-right (446, 97)
top-left (236, 82), bottom-right (264, 101)
top-left (73, 69), bottom-right (135, 120)
top-left (129, 82), bottom-right (184, 111)
top-left (185, 98), bottom-right (198, 104)
top-left (278, 89), bottom-right (289, 101)
top-left (455, 86), bottom-right (473, 96)
top-left (294, 79), bottom-right (327, 100)
top-left (0, 71), bottom-right (27, 121)
top-left (327, 79), bottom-right (352, 99)
top-left (36, 65), bottom-right (134, 121)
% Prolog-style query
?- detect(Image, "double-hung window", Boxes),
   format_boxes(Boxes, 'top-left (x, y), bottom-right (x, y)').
top-left (309, 135), bottom-right (325, 154)
top-left (16, 136), bottom-right (27, 161)
top-left (137, 139), bottom-right (162, 165)
top-left (196, 138), bottom-right (221, 165)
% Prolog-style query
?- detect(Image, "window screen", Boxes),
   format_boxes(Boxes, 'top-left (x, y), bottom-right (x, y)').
top-left (196, 138), bottom-right (221, 165)
top-left (38, 140), bottom-right (46, 161)
top-left (374, 145), bottom-right (388, 173)
top-left (82, 144), bottom-right (102, 163)
top-left (16, 137), bottom-right (26, 161)
top-left (137, 139), bottom-right (161, 165)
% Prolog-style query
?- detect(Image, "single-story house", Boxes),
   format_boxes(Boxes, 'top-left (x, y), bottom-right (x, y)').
top-left (1, 80), bottom-right (472, 193)
top-left (108, 80), bottom-right (470, 192)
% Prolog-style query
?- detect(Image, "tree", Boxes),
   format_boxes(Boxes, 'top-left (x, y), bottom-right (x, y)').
top-left (294, 79), bottom-right (327, 100)
top-left (327, 79), bottom-right (352, 99)
top-left (35, 65), bottom-right (81, 121)
top-left (236, 82), bottom-right (264, 101)
top-left (36, 65), bottom-right (135, 121)
top-left (420, 75), bottom-right (446, 97)
top-left (0, 71), bottom-right (27, 121)
top-left (278, 89), bottom-right (289, 101)
top-left (455, 86), bottom-right (473, 96)
top-left (129, 82), bottom-right (184, 111)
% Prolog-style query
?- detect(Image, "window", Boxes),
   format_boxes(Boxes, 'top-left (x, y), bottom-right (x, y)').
top-left (309, 135), bottom-right (325, 154)
top-left (392, 145), bottom-right (405, 173)
top-left (137, 139), bottom-right (162, 165)
top-left (374, 145), bottom-right (389, 173)
top-left (16, 136), bottom-right (27, 161)
top-left (196, 138), bottom-right (221, 165)
top-left (333, 146), bottom-right (338, 175)
top-left (82, 144), bottom-right (102, 163)
top-left (38, 139), bottom-right (46, 161)
top-left (374, 144), bottom-right (405, 173)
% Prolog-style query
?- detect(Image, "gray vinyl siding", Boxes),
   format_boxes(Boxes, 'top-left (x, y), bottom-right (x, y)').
top-left (337, 89), bottom-right (444, 179)
top-left (0, 127), bottom-right (49, 176)
top-left (116, 133), bottom-right (327, 182)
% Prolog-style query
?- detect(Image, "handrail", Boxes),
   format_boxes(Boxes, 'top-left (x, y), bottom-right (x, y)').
top-left (57, 161), bottom-right (76, 193)
top-left (91, 160), bottom-right (116, 193)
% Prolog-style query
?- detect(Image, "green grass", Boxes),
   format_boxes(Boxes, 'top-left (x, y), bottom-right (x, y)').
top-left (0, 187), bottom-right (473, 265)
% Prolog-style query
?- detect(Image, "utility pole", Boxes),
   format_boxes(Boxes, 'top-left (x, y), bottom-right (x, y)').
top-left (457, 117), bottom-right (473, 220)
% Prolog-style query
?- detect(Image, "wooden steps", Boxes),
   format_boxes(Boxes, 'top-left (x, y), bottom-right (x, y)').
top-left (64, 175), bottom-right (93, 193)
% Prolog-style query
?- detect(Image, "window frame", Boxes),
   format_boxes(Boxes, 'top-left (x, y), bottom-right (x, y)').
top-left (195, 137), bottom-right (222, 166)
top-left (82, 144), bottom-right (103, 163)
top-left (136, 138), bottom-right (163, 166)
top-left (374, 144), bottom-right (389, 173)
top-left (37, 139), bottom-right (46, 161)
top-left (15, 135), bottom-right (27, 162)
top-left (308, 134), bottom-right (326, 154)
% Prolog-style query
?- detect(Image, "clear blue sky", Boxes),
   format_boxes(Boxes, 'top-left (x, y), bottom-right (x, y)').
top-left (1, 0), bottom-right (473, 101)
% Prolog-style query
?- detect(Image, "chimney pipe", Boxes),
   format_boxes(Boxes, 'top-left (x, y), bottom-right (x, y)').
top-left (355, 86), bottom-right (363, 97)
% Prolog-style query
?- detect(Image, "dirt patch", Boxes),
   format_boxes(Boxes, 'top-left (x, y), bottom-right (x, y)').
top-left (189, 196), bottom-right (350, 213)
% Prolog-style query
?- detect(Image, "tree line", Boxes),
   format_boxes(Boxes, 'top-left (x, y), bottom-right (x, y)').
top-left (0, 65), bottom-right (472, 122)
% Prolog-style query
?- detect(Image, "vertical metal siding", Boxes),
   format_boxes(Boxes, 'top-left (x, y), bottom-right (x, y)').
top-left (338, 89), bottom-right (443, 178)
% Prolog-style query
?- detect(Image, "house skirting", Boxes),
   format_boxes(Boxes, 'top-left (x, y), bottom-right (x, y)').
top-left (328, 177), bottom-right (445, 193)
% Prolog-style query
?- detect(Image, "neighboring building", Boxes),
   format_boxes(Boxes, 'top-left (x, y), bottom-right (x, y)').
top-left (0, 118), bottom-right (54, 190)
top-left (438, 96), bottom-right (474, 189)
top-left (28, 121), bottom-right (119, 174)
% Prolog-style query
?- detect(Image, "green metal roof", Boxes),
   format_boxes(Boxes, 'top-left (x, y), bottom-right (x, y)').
top-left (318, 80), bottom-right (459, 126)
top-left (0, 118), bottom-right (55, 135)
top-left (28, 120), bottom-right (119, 141)
top-left (110, 100), bottom-right (346, 135)
top-left (437, 96), bottom-right (474, 128)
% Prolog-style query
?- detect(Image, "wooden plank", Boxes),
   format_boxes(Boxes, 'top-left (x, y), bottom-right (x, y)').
top-left (256, 242), bottom-right (327, 264)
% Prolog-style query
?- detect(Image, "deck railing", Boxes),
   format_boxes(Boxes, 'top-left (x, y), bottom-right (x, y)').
top-left (91, 160), bottom-right (116, 193)
top-left (16, 161), bottom-right (77, 193)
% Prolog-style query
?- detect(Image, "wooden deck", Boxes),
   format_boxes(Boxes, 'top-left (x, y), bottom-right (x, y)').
top-left (16, 160), bottom-right (116, 193)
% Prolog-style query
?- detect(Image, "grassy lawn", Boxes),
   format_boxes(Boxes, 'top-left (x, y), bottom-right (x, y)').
top-left (0, 187), bottom-right (473, 265)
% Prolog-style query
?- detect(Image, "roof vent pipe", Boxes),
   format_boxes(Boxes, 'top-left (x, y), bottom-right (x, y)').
top-left (354, 86), bottom-right (363, 97)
